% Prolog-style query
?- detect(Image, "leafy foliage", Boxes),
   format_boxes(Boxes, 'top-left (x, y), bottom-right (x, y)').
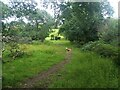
top-left (99, 18), bottom-right (119, 46)
top-left (9, 0), bottom-right (37, 18)
top-left (58, 1), bottom-right (113, 44)
top-left (82, 41), bottom-right (119, 64)
top-left (26, 10), bottom-right (54, 42)
top-left (0, 1), bottom-right (12, 19)
top-left (1, 0), bottom-right (55, 59)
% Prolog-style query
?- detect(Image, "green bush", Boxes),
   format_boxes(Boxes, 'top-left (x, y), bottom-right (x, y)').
top-left (82, 41), bottom-right (119, 64)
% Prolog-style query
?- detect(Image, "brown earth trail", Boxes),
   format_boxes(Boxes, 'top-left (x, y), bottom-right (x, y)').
top-left (21, 50), bottom-right (72, 88)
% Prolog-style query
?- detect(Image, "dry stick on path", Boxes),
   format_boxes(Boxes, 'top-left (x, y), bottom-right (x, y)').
top-left (22, 50), bottom-right (72, 88)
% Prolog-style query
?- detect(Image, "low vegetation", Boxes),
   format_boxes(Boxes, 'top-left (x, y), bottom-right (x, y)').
top-left (1, 0), bottom-right (119, 88)
top-left (49, 51), bottom-right (118, 88)
top-left (34, 41), bottom-right (119, 88)
top-left (82, 41), bottom-right (119, 64)
top-left (3, 41), bottom-right (66, 88)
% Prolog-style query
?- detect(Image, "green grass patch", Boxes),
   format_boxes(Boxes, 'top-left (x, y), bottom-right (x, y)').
top-left (48, 48), bottom-right (119, 88)
top-left (3, 40), bottom-right (119, 88)
top-left (3, 41), bottom-right (67, 88)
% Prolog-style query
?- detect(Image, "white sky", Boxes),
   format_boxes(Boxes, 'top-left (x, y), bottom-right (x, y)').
top-left (1, 0), bottom-right (120, 18)
top-left (35, 0), bottom-right (120, 18)
top-left (107, 0), bottom-right (119, 18)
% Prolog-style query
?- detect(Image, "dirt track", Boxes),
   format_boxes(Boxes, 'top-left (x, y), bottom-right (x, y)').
top-left (21, 51), bottom-right (72, 88)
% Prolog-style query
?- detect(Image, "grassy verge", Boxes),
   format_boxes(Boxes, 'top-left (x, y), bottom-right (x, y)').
top-left (3, 40), bottom-right (119, 88)
top-left (48, 48), bottom-right (119, 88)
top-left (3, 40), bottom-right (67, 88)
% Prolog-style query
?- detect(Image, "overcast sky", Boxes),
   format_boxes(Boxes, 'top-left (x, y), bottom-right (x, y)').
top-left (1, 0), bottom-right (119, 18)
top-left (107, 0), bottom-right (119, 18)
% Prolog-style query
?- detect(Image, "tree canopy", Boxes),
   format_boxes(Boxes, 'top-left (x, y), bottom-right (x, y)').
top-left (58, 1), bottom-right (114, 44)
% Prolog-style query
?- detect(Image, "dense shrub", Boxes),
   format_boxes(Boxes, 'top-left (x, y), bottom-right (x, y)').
top-left (19, 37), bottom-right (32, 44)
top-left (82, 41), bottom-right (119, 64)
top-left (98, 18), bottom-right (119, 46)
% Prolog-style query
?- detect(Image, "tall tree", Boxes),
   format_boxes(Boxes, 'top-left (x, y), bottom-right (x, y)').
top-left (58, 1), bottom-right (114, 44)
top-left (9, 0), bottom-right (37, 18)
top-left (99, 18), bottom-right (119, 46)
top-left (26, 9), bottom-right (55, 42)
